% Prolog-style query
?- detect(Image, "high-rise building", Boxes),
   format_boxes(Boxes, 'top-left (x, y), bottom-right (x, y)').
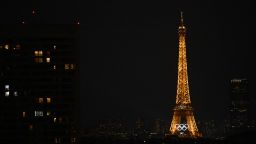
top-left (153, 119), bottom-right (167, 134)
top-left (229, 78), bottom-right (249, 132)
top-left (0, 24), bottom-right (80, 144)
top-left (169, 12), bottom-right (201, 138)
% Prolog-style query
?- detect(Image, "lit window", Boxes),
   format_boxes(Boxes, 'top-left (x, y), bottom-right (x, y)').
top-left (34, 51), bottom-right (38, 56)
top-left (38, 98), bottom-right (44, 103)
top-left (34, 111), bottom-right (43, 116)
top-left (47, 98), bottom-right (51, 103)
top-left (53, 65), bottom-right (56, 70)
top-left (53, 45), bottom-right (57, 50)
top-left (54, 117), bottom-right (57, 123)
top-left (34, 50), bottom-right (43, 56)
top-left (5, 91), bottom-right (10, 97)
top-left (22, 112), bottom-right (26, 118)
top-left (54, 137), bottom-right (61, 144)
top-left (5, 85), bottom-right (9, 90)
top-left (39, 50), bottom-right (43, 56)
top-left (4, 44), bottom-right (9, 50)
top-left (28, 124), bottom-right (33, 130)
top-left (71, 137), bottom-right (76, 143)
top-left (70, 64), bottom-right (75, 69)
top-left (46, 57), bottom-right (51, 63)
top-left (35, 57), bottom-right (43, 63)
top-left (65, 64), bottom-right (70, 70)
top-left (47, 111), bottom-right (51, 116)
top-left (14, 91), bottom-right (18, 96)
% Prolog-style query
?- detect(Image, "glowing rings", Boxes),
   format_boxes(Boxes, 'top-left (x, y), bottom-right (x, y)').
top-left (175, 124), bottom-right (188, 132)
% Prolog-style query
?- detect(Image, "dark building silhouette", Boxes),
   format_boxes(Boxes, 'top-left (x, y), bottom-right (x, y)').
top-left (228, 78), bottom-right (249, 133)
top-left (0, 24), bottom-right (80, 144)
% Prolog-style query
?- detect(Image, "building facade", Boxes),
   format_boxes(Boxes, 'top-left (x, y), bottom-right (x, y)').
top-left (228, 78), bottom-right (249, 133)
top-left (0, 24), bottom-right (80, 144)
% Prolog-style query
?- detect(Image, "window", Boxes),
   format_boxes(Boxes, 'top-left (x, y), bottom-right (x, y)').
top-left (47, 111), bottom-right (51, 116)
top-left (38, 98), bottom-right (44, 103)
top-left (35, 57), bottom-right (43, 63)
top-left (14, 91), bottom-right (18, 96)
top-left (46, 57), bottom-right (51, 63)
top-left (4, 44), bottom-right (9, 50)
top-left (28, 124), bottom-right (33, 130)
top-left (5, 85), bottom-right (9, 90)
top-left (34, 50), bottom-right (43, 56)
top-left (53, 45), bottom-right (57, 50)
top-left (34, 111), bottom-right (43, 117)
top-left (71, 137), bottom-right (76, 143)
top-left (70, 64), bottom-right (75, 69)
top-left (15, 44), bottom-right (21, 50)
top-left (5, 91), bottom-right (10, 97)
top-left (4, 85), bottom-right (10, 90)
top-left (47, 98), bottom-right (51, 103)
top-left (54, 137), bottom-right (61, 144)
top-left (65, 64), bottom-right (69, 70)
top-left (53, 65), bottom-right (56, 70)
top-left (22, 112), bottom-right (26, 118)
top-left (54, 117), bottom-right (57, 123)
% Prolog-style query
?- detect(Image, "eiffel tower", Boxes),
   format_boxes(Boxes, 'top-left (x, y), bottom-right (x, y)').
top-left (169, 12), bottom-right (202, 138)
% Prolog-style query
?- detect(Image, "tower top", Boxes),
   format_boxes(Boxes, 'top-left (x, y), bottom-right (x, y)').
top-left (180, 11), bottom-right (184, 26)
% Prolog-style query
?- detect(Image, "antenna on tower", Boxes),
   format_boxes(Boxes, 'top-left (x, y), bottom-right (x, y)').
top-left (180, 11), bottom-right (184, 26)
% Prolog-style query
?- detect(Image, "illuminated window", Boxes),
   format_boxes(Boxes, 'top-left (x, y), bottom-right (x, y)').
top-left (46, 57), bottom-right (51, 63)
top-left (34, 51), bottom-right (38, 56)
top-left (70, 64), bottom-right (75, 69)
top-left (53, 45), bottom-right (57, 50)
top-left (65, 64), bottom-right (70, 70)
top-left (22, 112), bottom-right (26, 118)
top-left (71, 137), bottom-right (76, 143)
top-left (28, 124), bottom-right (33, 130)
top-left (14, 91), bottom-right (18, 96)
top-left (47, 98), bottom-right (51, 103)
top-left (35, 57), bottom-right (43, 63)
top-left (39, 50), bottom-right (43, 56)
top-left (54, 117), bottom-right (57, 123)
top-left (5, 85), bottom-right (9, 90)
top-left (34, 50), bottom-right (43, 56)
top-left (38, 98), bottom-right (44, 103)
top-left (53, 65), bottom-right (56, 70)
top-left (34, 111), bottom-right (43, 116)
top-left (46, 111), bottom-right (51, 116)
top-left (54, 137), bottom-right (61, 144)
top-left (5, 91), bottom-right (10, 97)
top-left (4, 44), bottom-right (9, 50)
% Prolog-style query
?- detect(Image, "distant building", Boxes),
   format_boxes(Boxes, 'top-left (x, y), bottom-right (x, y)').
top-left (0, 24), bottom-right (80, 144)
top-left (153, 119), bottom-right (167, 135)
top-left (197, 120), bottom-right (217, 138)
top-left (228, 78), bottom-right (249, 133)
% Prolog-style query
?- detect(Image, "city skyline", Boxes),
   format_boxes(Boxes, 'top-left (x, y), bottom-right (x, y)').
top-left (1, 0), bottom-right (256, 131)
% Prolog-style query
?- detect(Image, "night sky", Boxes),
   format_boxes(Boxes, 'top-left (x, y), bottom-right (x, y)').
top-left (1, 0), bottom-right (256, 129)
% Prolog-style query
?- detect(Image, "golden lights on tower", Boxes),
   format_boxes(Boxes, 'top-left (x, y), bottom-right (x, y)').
top-left (169, 12), bottom-right (202, 138)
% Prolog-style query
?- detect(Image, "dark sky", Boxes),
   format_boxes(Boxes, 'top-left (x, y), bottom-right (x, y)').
top-left (1, 0), bottom-right (256, 129)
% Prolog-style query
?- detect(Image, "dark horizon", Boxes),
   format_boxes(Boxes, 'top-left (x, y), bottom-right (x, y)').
top-left (1, 0), bottom-right (256, 130)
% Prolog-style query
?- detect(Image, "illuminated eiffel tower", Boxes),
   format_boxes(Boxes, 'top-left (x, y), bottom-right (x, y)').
top-left (169, 12), bottom-right (202, 138)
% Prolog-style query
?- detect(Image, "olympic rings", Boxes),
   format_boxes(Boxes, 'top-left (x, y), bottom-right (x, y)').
top-left (175, 124), bottom-right (188, 132)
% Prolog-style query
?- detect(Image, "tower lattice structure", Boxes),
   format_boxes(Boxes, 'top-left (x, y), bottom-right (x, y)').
top-left (169, 12), bottom-right (202, 138)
